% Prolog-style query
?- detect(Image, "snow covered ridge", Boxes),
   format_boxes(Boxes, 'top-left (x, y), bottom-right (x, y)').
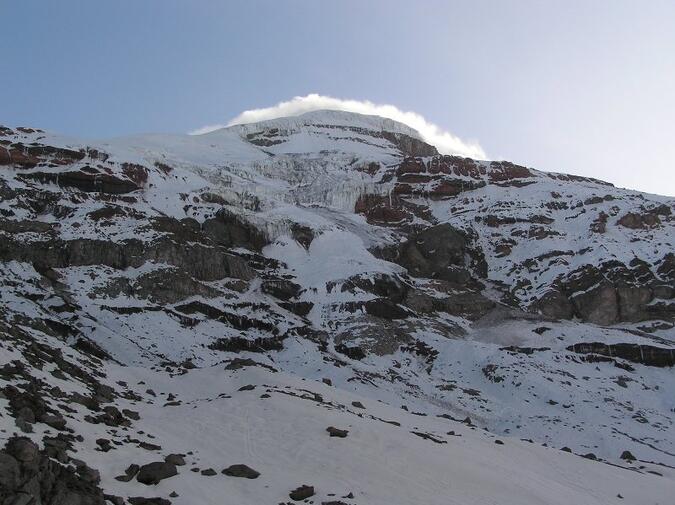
top-left (0, 113), bottom-right (674, 505)
top-left (222, 109), bottom-right (429, 140)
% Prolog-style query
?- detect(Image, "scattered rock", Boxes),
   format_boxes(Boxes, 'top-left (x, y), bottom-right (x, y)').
top-left (620, 450), bottom-right (636, 461)
top-left (164, 454), bottom-right (186, 466)
top-left (136, 461), bottom-right (178, 485)
top-left (326, 427), bottom-right (349, 438)
top-left (290, 485), bottom-right (315, 501)
top-left (128, 498), bottom-right (171, 505)
top-left (115, 463), bottom-right (140, 482)
top-left (96, 438), bottom-right (112, 452)
top-left (123, 409), bottom-right (141, 420)
top-left (139, 441), bottom-right (163, 451)
top-left (222, 464), bottom-right (260, 479)
top-left (105, 494), bottom-right (125, 505)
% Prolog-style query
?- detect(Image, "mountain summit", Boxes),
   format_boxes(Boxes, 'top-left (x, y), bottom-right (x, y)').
top-left (0, 115), bottom-right (673, 505)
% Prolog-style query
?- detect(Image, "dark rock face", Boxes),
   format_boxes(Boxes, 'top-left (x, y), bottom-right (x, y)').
top-left (436, 290), bottom-right (495, 320)
top-left (364, 298), bottom-right (409, 320)
top-left (535, 258), bottom-right (674, 325)
top-left (570, 281), bottom-right (618, 325)
top-left (136, 461), bottom-right (178, 485)
top-left (222, 464), bottom-right (260, 479)
top-left (343, 273), bottom-right (409, 304)
top-left (0, 235), bottom-right (248, 283)
top-left (335, 344), bottom-right (366, 361)
top-left (567, 343), bottom-right (675, 367)
top-left (22, 169), bottom-right (143, 194)
top-left (209, 334), bottom-right (285, 353)
top-left (280, 300), bottom-right (314, 316)
top-left (261, 279), bottom-right (302, 300)
top-left (533, 289), bottom-right (575, 320)
top-left (381, 131), bottom-right (438, 157)
top-left (617, 210), bottom-right (664, 229)
top-left (202, 209), bottom-right (268, 251)
top-left (398, 224), bottom-right (466, 280)
top-left (0, 437), bottom-right (106, 505)
top-left (0, 142), bottom-right (85, 168)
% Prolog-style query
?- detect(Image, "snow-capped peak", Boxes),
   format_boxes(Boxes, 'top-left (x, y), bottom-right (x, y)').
top-left (212, 109), bottom-right (426, 140)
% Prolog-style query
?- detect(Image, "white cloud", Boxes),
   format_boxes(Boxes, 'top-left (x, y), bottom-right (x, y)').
top-left (190, 94), bottom-right (486, 159)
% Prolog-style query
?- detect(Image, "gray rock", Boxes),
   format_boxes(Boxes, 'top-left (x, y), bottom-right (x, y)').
top-left (128, 498), bottom-right (171, 505)
top-left (136, 461), bottom-right (178, 485)
top-left (6, 438), bottom-right (38, 463)
top-left (164, 454), bottom-right (186, 466)
top-left (0, 452), bottom-right (20, 490)
top-left (115, 463), bottom-right (140, 482)
top-left (398, 223), bottom-right (467, 280)
top-left (620, 450), bottom-right (636, 461)
top-left (326, 427), bottom-right (349, 438)
top-left (290, 485), bottom-right (315, 501)
top-left (222, 464), bottom-right (260, 479)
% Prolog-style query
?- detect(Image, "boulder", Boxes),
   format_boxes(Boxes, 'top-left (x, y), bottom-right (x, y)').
top-left (6, 437), bottom-right (38, 463)
top-left (164, 454), bottom-right (186, 466)
top-left (620, 450), bottom-right (636, 461)
top-left (136, 461), bottom-right (178, 485)
top-left (222, 464), bottom-right (260, 479)
top-left (326, 427), bottom-right (349, 438)
top-left (289, 485), bottom-right (315, 501)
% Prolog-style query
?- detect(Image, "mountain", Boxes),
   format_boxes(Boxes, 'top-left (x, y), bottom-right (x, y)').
top-left (0, 111), bottom-right (673, 505)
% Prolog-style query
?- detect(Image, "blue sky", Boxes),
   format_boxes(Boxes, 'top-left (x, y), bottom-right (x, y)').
top-left (2, 0), bottom-right (674, 195)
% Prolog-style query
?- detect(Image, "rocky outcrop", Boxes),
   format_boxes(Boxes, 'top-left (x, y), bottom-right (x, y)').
top-left (567, 342), bottom-right (675, 367)
top-left (21, 168), bottom-right (144, 194)
top-left (0, 142), bottom-right (85, 168)
top-left (398, 223), bottom-right (467, 281)
top-left (202, 209), bottom-right (268, 251)
top-left (0, 235), bottom-right (257, 282)
top-left (0, 437), bottom-right (105, 505)
top-left (209, 334), bottom-right (286, 353)
top-left (222, 464), bottom-right (260, 479)
top-left (534, 258), bottom-right (674, 324)
top-left (136, 461), bottom-right (178, 485)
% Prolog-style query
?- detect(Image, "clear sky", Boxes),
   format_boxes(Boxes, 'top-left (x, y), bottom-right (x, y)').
top-left (2, 0), bottom-right (674, 196)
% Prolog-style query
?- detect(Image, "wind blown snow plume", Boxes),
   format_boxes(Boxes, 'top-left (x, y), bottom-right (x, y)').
top-left (191, 94), bottom-right (486, 159)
